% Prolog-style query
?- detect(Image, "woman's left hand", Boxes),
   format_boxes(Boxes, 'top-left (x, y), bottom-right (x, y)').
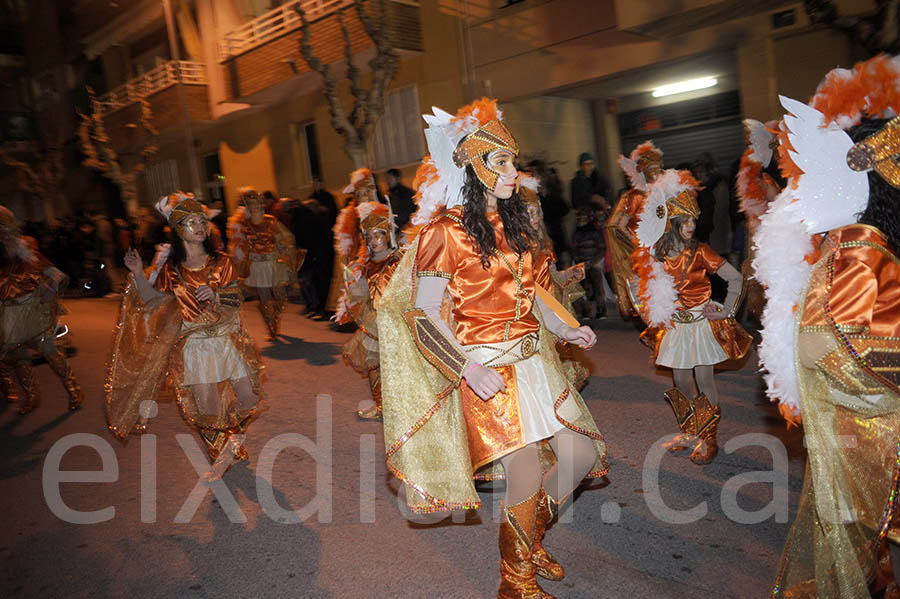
top-left (195, 285), bottom-right (216, 302)
top-left (562, 325), bottom-right (597, 349)
top-left (702, 303), bottom-right (729, 321)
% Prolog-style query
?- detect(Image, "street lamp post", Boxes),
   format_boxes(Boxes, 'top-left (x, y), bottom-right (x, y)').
top-left (162, 0), bottom-right (203, 200)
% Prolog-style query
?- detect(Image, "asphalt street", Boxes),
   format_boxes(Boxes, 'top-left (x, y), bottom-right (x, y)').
top-left (0, 298), bottom-right (805, 599)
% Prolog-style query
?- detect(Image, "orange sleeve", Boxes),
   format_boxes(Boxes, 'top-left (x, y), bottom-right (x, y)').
top-left (212, 254), bottom-right (238, 289)
top-left (154, 264), bottom-right (174, 292)
top-left (828, 248), bottom-right (878, 329)
top-left (416, 217), bottom-right (458, 279)
top-left (534, 247), bottom-right (552, 290)
top-left (697, 243), bottom-right (726, 274)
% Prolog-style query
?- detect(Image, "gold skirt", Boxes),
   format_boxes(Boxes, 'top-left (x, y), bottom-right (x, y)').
top-left (181, 321), bottom-right (249, 385)
top-left (246, 254), bottom-right (292, 288)
top-left (656, 303), bottom-right (728, 369)
top-left (1, 292), bottom-right (56, 346)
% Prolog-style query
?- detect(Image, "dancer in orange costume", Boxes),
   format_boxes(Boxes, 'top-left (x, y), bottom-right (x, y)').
top-left (631, 169), bottom-right (749, 465)
top-left (334, 199), bottom-right (401, 420)
top-left (757, 55), bottom-right (900, 599)
top-left (108, 193), bottom-right (263, 481)
top-left (229, 186), bottom-right (299, 339)
top-left (378, 99), bottom-right (608, 599)
top-left (0, 206), bottom-right (82, 414)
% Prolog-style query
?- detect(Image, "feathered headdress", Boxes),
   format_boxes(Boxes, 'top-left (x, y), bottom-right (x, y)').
top-left (155, 191), bottom-right (202, 226)
top-left (736, 119), bottom-right (779, 231)
top-left (617, 141), bottom-right (663, 192)
top-left (754, 53), bottom-right (900, 424)
top-left (420, 98), bottom-right (515, 211)
top-left (630, 169), bottom-right (701, 328)
top-left (334, 201), bottom-right (360, 261)
top-left (342, 168), bottom-right (375, 195)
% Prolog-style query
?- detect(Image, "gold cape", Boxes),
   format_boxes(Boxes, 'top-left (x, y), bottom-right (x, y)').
top-left (773, 232), bottom-right (900, 598)
top-left (377, 236), bottom-right (609, 513)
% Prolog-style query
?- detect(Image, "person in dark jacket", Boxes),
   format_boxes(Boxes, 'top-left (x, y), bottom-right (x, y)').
top-left (570, 152), bottom-right (610, 213)
top-left (385, 168), bottom-right (415, 230)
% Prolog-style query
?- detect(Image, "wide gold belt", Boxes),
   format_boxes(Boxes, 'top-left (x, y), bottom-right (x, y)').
top-left (463, 332), bottom-right (540, 368)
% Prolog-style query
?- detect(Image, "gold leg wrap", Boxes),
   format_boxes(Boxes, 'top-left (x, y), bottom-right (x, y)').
top-left (663, 387), bottom-right (696, 452)
top-left (532, 488), bottom-right (565, 581)
top-left (259, 299), bottom-right (285, 338)
top-left (498, 491), bottom-right (555, 599)
top-left (1, 361), bottom-right (19, 403)
top-left (357, 368), bottom-right (383, 420)
top-left (690, 394), bottom-right (720, 465)
top-left (14, 361), bottom-right (40, 415)
top-left (45, 351), bottom-right (83, 411)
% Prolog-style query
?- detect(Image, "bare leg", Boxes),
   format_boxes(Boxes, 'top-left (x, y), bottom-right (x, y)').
top-left (500, 443), bottom-right (543, 506)
top-left (231, 376), bottom-right (259, 417)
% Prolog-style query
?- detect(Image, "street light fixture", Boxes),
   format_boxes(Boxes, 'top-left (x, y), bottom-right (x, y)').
top-left (652, 77), bottom-right (718, 98)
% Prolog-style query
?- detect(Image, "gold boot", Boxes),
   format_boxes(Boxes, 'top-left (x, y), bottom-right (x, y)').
top-left (1, 361), bottom-right (19, 403)
top-left (15, 361), bottom-right (40, 415)
top-left (532, 488), bottom-right (564, 581)
top-left (357, 368), bottom-right (383, 420)
top-left (690, 393), bottom-right (721, 465)
top-left (45, 350), bottom-right (83, 411)
top-left (498, 491), bottom-right (555, 599)
top-left (663, 387), bottom-right (696, 452)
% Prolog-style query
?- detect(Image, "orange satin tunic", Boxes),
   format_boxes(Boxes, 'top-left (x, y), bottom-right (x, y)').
top-left (800, 224), bottom-right (900, 337)
top-left (236, 214), bottom-right (278, 254)
top-left (366, 251), bottom-right (401, 311)
top-left (416, 207), bottom-right (551, 345)
top-left (155, 252), bottom-right (238, 322)
top-left (662, 242), bottom-right (726, 309)
top-left (0, 238), bottom-right (53, 300)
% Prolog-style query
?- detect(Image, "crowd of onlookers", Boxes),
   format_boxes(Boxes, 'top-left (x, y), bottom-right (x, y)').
top-left (18, 155), bottom-right (747, 324)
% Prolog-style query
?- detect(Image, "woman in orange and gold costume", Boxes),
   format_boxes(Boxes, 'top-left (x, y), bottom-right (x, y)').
top-left (607, 141), bottom-right (663, 318)
top-left (107, 193), bottom-right (263, 480)
top-left (377, 99), bottom-right (608, 599)
top-left (0, 207), bottom-right (82, 414)
top-left (334, 200), bottom-right (401, 420)
top-left (756, 56), bottom-right (900, 599)
top-left (228, 186), bottom-right (298, 339)
top-left (630, 169), bottom-right (749, 465)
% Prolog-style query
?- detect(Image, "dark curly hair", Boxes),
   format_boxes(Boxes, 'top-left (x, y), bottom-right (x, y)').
top-left (654, 215), bottom-right (697, 261)
top-left (849, 118), bottom-right (900, 254)
top-left (169, 225), bottom-right (216, 266)
top-left (460, 165), bottom-right (537, 268)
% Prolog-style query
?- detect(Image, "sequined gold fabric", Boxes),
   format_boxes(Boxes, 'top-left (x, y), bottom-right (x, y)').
top-left (847, 115), bottom-right (900, 190)
top-left (377, 236), bottom-right (609, 513)
top-left (607, 189), bottom-right (644, 317)
top-left (106, 271), bottom-right (264, 440)
top-left (452, 119), bottom-right (519, 190)
top-left (772, 224), bottom-right (900, 598)
top-left (228, 214), bottom-right (299, 285)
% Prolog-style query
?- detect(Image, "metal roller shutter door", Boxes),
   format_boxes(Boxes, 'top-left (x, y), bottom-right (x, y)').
top-left (621, 118), bottom-right (745, 171)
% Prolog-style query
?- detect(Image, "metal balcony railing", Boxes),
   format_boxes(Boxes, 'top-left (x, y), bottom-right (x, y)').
top-left (94, 60), bottom-right (207, 114)
top-left (218, 0), bottom-right (420, 60)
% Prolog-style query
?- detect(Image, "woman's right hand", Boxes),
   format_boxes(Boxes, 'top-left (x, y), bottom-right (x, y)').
top-left (124, 248), bottom-right (144, 274)
top-left (464, 362), bottom-right (506, 400)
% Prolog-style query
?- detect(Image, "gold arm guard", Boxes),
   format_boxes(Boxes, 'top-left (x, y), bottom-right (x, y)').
top-left (403, 308), bottom-right (469, 387)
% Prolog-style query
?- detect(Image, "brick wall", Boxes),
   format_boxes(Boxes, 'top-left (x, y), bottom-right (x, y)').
top-left (222, 3), bottom-right (422, 101)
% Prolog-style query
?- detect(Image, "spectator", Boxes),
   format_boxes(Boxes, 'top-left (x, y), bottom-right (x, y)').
top-left (571, 207), bottom-right (607, 320)
top-left (385, 168), bottom-right (415, 230)
top-left (570, 152), bottom-right (610, 213)
top-left (691, 152), bottom-right (731, 258)
top-left (309, 176), bottom-right (338, 229)
top-left (262, 190), bottom-right (278, 215)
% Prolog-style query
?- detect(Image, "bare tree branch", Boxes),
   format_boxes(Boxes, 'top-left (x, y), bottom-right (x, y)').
top-left (294, 0), bottom-right (399, 167)
top-left (804, 0), bottom-right (900, 55)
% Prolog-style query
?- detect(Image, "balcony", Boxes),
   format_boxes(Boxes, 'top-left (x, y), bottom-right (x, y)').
top-left (219, 0), bottom-right (422, 102)
top-left (93, 60), bottom-right (211, 146)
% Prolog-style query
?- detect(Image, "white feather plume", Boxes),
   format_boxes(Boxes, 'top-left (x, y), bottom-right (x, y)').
top-left (645, 259), bottom-right (679, 327)
top-left (634, 169), bottom-right (688, 249)
top-left (422, 107), bottom-right (468, 210)
top-left (779, 95), bottom-right (869, 234)
top-left (519, 173), bottom-right (540, 192)
top-left (753, 186), bottom-right (814, 416)
top-left (745, 119), bottom-right (774, 167)
top-left (617, 155), bottom-right (646, 191)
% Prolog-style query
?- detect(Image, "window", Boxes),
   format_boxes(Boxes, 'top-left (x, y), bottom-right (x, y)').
top-left (372, 85), bottom-right (425, 169)
top-left (146, 159), bottom-right (179, 202)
